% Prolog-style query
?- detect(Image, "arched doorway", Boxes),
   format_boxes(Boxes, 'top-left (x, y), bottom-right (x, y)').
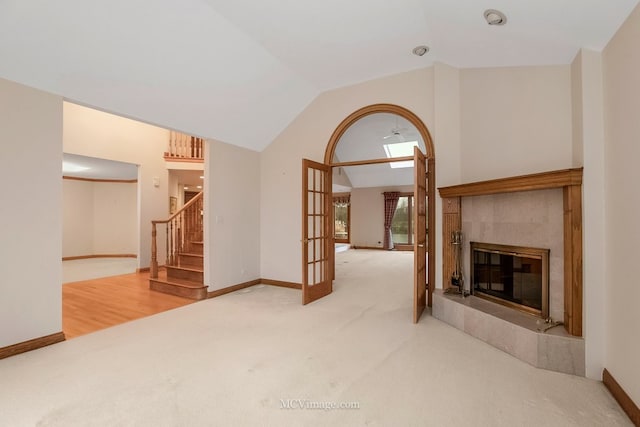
top-left (324, 104), bottom-right (435, 162)
top-left (301, 104), bottom-right (435, 323)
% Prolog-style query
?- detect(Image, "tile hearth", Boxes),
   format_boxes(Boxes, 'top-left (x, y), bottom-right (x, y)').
top-left (433, 290), bottom-right (585, 376)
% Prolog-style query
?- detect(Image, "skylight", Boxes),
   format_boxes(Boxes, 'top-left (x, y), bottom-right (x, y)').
top-left (383, 140), bottom-right (418, 169)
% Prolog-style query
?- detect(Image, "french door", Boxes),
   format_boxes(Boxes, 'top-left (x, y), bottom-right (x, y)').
top-left (413, 147), bottom-right (428, 322)
top-left (302, 152), bottom-right (434, 319)
top-left (301, 159), bottom-right (333, 304)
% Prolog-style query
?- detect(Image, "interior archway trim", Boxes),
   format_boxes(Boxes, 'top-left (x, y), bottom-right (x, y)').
top-left (324, 103), bottom-right (435, 164)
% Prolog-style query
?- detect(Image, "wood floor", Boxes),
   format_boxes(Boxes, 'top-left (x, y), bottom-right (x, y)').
top-left (62, 271), bottom-right (194, 339)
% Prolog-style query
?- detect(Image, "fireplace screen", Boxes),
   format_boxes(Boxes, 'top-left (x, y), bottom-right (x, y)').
top-left (470, 242), bottom-right (549, 318)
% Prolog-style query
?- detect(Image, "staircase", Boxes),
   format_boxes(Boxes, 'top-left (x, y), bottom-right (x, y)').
top-left (149, 192), bottom-right (207, 300)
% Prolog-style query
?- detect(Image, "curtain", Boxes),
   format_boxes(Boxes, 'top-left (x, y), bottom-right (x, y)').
top-left (383, 192), bottom-right (400, 250)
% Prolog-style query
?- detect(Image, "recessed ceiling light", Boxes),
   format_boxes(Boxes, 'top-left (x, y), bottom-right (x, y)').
top-left (199, 176), bottom-right (204, 179)
top-left (184, 186), bottom-right (188, 190)
top-left (197, 185), bottom-right (202, 189)
top-left (484, 9), bottom-right (507, 26)
top-left (412, 45), bottom-right (429, 57)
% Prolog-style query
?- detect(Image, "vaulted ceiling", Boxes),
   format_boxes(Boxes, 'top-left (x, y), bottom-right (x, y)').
top-left (334, 113), bottom-right (425, 189)
top-left (1, 1), bottom-right (638, 152)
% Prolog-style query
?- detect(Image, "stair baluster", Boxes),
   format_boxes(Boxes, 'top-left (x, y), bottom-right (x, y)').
top-left (149, 192), bottom-right (205, 299)
top-left (169, 219), bottom-right (174, 265)
top-left (165, 222), bottom-right (169, 268)
top-left (151, 223), bottom-right (158, 278)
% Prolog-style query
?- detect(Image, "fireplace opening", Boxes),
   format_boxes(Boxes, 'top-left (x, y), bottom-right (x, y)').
top-left (470, 242), bottom-right (549, 318)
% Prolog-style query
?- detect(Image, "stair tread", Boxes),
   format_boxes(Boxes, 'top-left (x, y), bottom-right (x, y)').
top-left (180, 252), bottom-right (204, 258)
top-left (151, 273), bottom-right (204, 289)
top-left (166, 265), bottom-right (203, 273)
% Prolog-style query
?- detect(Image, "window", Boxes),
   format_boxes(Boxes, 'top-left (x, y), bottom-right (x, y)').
top-left (391, 195), bottom-right (414, 245)
top-left (333, 194), bottom-right (350, 243)
top-left (383, 140), bottom-right (418, 168)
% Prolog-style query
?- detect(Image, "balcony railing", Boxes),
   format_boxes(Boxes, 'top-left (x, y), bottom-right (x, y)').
top-left (165, 131), bottom-right (204, 161)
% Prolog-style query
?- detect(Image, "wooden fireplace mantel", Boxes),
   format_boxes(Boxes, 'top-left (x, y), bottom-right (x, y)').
top-left (437, 168), bottom-right (584, 336)
top-left (438, 168), bottom-right (583, 198)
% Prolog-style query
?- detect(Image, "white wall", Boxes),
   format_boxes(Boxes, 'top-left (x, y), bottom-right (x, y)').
top-left (62, 179), bottom-right (94, 257)
top-left (572, 49), bottom-right (607, 380)
top-left (603, 2), bottom-right (640, 404)
top-left (63, 102), bottom-right (169, 268)
top-left (433, 63), bottom-right (462, 290)
top-left (168, 171), bottom-right (181, 210)
top-left (63, 179), bottom-right (137, 257)
top-left (93, 181), bottom-right (138, 254)
top-left (571, 53), bottom-right (585, 168)
top-left (0, 78), bottom-right (62, 347)
top-left (207, 140), bottom-right (260, 289)
top-left (260, 68), bottom-right (436, 282)
top-left (351, 185), bottom-right (413, 248)
top-left (459, 66), bottom-right (573, 182)
top-left (332, 167), bottom-right (352, 188)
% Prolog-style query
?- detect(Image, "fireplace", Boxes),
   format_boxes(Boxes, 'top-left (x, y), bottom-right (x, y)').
top-left (470, 242), bottom-right (549, 318)
top-left (435, 170), bottom-right (584, 375)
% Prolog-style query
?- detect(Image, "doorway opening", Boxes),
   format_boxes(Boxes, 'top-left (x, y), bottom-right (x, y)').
top-left (61, 103), bottom-right (206, 339)
top-left (302, 104), bottom-right (435, 323)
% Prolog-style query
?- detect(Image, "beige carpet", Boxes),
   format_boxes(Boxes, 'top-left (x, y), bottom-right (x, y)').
top-left (0, 250), bottom-right (631, 426)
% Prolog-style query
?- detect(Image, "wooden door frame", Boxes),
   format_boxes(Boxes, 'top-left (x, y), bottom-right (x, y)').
top-left (324, 104), bottom-right (435, 162)
top-left (324, 104), bottom-right (436, 309)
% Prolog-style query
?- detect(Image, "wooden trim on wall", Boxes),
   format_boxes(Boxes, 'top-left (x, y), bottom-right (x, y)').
top-left (207, 279), bottom-right (303, 298)
top-left (63, 176), bottom-right (138, 184)
top-left (138, 266), bottom-right (165, 273)
top-left (0, 332), bottom-right (65, 360)
top-left (603, 369), bottom-right (640, 426)
top-left (438, 168), bottom-right (583, 198)
top-left (260, 278), bottom-right (303, 290)
top-left (442, 197), bottom-right (461, 291)
top-left (324, 103), bottom-right (435, 163)
top-left (208, 279), bottom-right (261, 298)
top-left (163, 156), bottom-right (204, 163)
top-left (564, 184), bottom-right (583, 336)
top-left (332, 156), bottom-right (414, 168)
top-left (63, 254), bottom-right (137, 261)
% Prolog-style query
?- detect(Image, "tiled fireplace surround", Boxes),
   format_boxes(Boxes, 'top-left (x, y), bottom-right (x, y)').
top-left (435, 169), bottom-right (585, 376)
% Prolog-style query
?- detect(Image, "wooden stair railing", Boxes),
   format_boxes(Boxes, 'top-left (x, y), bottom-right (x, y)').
top-left (151, 191), bottom-right (203, 279)
top-left (165, 131), bottom-right (204, 160)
